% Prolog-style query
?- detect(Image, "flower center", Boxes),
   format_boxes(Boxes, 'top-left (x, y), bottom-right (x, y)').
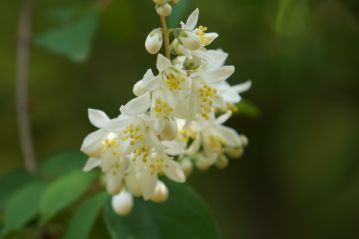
top-left (196, 25), bottom-right (211, 46)
top-left (102, 133), bottom-right (121, 158)
top-left (199, 84), bottom-right (219, 120)
top-left (165, 73), bottom-right (185, 91)
top-left (122, 124), bottom-right (143, 145)
top-left (153, 98), bottom-right (173, 119)
top-left (149, 156), bottom-right (165, 175)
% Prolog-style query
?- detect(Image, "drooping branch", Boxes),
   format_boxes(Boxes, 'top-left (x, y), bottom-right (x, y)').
top-left (16, 0), bottom-right (37, 173)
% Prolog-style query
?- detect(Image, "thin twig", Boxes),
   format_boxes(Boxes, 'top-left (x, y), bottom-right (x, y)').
top-left (160, 15), bottom-right (171, 59)
top-left (16, 0), bottom-right (37, 173)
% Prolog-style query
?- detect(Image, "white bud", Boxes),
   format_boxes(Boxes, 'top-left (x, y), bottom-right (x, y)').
top-left (145, 28), bottom-right (163, 55)
top-left (226, 147), bottom-right (244, 158)
top-left (174, 30), bottom-right (201, 50)
top-left (184, 56), bottom-right (201, 70)
top-left (160, 119), bottom-right (178, 140)
top-left (195, 154), bottom-right (210, 171)
top-left (150, 181), bottom-right (169, 203)
top-left (156, 3), bottom-right (172, 17)
top-left (111, 191), bottom-right (134, 216)
top-left (106, 173), bottom-right (123, 195)
top-left (180, 158), bottom-right (193, 176)
top-left (215, 155), bottom-right (229, 169)
top-left (240, 135), bottom-right (248, 147)
top-left (153, 0), bottom-right (167, 5)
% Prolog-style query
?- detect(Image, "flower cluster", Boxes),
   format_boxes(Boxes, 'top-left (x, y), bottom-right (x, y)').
top-left (81, 3), bottom-right (251, 215)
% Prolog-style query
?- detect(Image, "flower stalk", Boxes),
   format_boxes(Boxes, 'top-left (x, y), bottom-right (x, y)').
top-left (160, 15), bottom-right (171, 59)
top-left (16, 0), bottom-right (37, 173)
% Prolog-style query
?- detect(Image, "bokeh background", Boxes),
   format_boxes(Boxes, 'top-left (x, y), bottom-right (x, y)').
top-left (1, 0), bottom-right (359, 238)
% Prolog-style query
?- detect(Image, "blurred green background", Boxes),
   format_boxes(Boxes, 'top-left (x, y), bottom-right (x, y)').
top-left (1, 0), bottom-right (359, 238)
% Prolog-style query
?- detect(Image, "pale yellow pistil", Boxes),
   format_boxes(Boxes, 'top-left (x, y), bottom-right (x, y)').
top-left (199, 85), bottom-right (219, 120)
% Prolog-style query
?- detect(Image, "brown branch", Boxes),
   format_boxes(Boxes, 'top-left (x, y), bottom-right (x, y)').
top-left (16, 0), bottom-right (37, 173)
top-left (160, 15), bottom-right (171, 59)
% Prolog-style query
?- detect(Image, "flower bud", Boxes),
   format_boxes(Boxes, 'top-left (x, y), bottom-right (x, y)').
top-left (153, 0), bottom-right (167, 4)
top-left (133, 80), bottom-right (145, 96)
top-left (106, 173), bottom-right (123, 195)
top-left (215, 155), bottom-right (229, 169)
top-left (150, 181), bottom-right (169, 203)
top-left (184, 56), bottom-right (201, 70)
top-left (145, 28), bottom-right (163, 55)
top-left (226, 147), bottom-right (244, 158)
top-left (160, 119), bottom-right (178, 140)
top-left (195, 154), bottom-right (209, 171)
top-left (156, 3), bottom-right (172, 17)
top-left (180, 157), bottom-right (193, 176)
top-left (111, 191), bottom-right (133, 216)
top-left (174, 29), bottom-right (201, 51)
top-left (240, 135), bottom-right (248, 147)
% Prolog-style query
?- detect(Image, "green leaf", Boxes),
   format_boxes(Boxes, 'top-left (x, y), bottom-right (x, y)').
top-left (168, 0), bottom-right (191, 28)
top-left (2, 182), bottom-right (47, 236)
top-left (235, 99), bottom-right (261, 118)
top-left (0, 170), bottom-right (32, 212)
top-left (47, 5), bottom-right (81, 24)
top-left (104, 180), bottom-right (221, 239)
top-left (40, 151), bottom-right (87, 178)
top-left (39, 171), bottom-right (97, 223)
top-left (63, 192), bottom-right (107, 239)
top-left (35, 10), bottom-right (99, 63)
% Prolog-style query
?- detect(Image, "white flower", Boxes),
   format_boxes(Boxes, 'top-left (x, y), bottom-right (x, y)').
top-left (145, 28), bottom-right (163, 54)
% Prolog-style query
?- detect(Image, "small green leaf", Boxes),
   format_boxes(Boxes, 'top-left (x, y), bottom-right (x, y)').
top-left (235, 99), bottom-right (261, 118)
top-left (63, 192), bottom-right (107, 239)
top-left (104, 179), bottom-right (221, 239)
top-left (35, 10), bottom-right (99, 63)
top-left (40, 151), bottom-right (87, 178)
top-left (0, 170), bottom-right (32, 212)
top-left (2, 182), bottom-right (47, 236)
top-left (39, 171), bottom-right (97, 223)
top-left (168, 0), bottom-right (191, 28)
top-left (48, 5), bottom-right (81, 23)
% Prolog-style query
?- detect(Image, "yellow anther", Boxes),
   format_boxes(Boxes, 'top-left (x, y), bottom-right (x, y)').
top-left (122, 124), bottom-right (144, 145)
top-left (153, 98), bottom-right (173, 119)
top-left (198, 84), bottom-right (219, 120)
top-left (165, 73), bottom-right (185, 91)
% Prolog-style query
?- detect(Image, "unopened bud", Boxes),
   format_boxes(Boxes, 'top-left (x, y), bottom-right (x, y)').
top-left (180, 157), bottom-right (193, 176)
top-left (153, 0), bottom-right (167, 5)
top-left (227, 147), bottom-right (244, 158)
top-left (150, 181), bottom-right (169, 203)
top-left (145, 28), bottom-right (163, 55)
top-left (156, 3), bottom-right (172, 17)
top-left (160, 119), bottom-right (178, 140)
top-left (133, 81), bottom-right (145, 96)
top-left (174, 29), bottom-right (201, 51)
top-left (106, 174), bottom-right (123, 195)
top-left (184, 56), bottom-right (201, 70)
top-left (215, 155), bottom-right (229, 169)
top-left (195, 154), bottom-right (210, 171)
top-left (111, 191), bottom-right (133, 216)
top-left (240, 135), bottom-right (248, 147)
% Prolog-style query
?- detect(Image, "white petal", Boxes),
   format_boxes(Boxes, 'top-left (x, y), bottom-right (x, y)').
top-left (142, 69), bottom-right (155, 84)
top-left (203, 32), bottom-right (219, 45)
top-left (120, 92), bottom-right (151, 116)
top-left (88, 109), bottom-right (110, 128)
top-left (156, 54), bottom-right (172, 72)
top-left (186, 133), bottom-right (201, 155)
top-left (215, 111), bottom-right (232, 125)
top-left (231, 80), bottom-right (252, 93)
top-left (185, 8), bottom-right (199, 31)
top-left (215, 125), bottom-right (242, 147)
top-left (162, 140), bottom-right (186, 155)
top-left (104, 116), bottom-right (133, 132)
top-left (143, 74), bottom-right (162, 92)
top-left (223, 88), bottom-right (241, 103)
top-left (83, 157), bottom-right (100, 172)
top-left (164, 159), bottom-right (186, 183)
top-left (140, 168), bottom-right (157, 200)
top-left (80, 129), bottom-right (106, 154)
top-left (204, 65), bottom-right (235, 83)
